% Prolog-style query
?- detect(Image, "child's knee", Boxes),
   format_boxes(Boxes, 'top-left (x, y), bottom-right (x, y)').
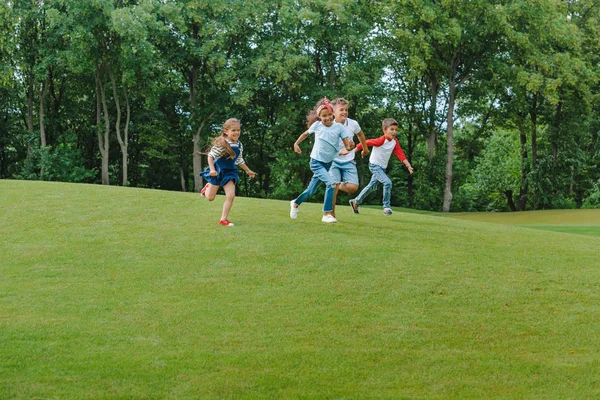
top-left (383, 180), bottom-right (392, 189)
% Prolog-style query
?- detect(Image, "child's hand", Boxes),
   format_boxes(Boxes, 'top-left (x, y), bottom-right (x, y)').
top-left (347, 140), bottom-right (355, 150)
top-left (361, 148), bottom-right (370, 158)
top-left (407, 165), bottom-right (414, 175)
top-left (247, 170), bottom-right (256, 178)
top-left (209, 169), bottom-right (218, 177)
top-left (294, 143), bottom-right (302, 154)
top-left (339, 149), bottom-right (349, 156)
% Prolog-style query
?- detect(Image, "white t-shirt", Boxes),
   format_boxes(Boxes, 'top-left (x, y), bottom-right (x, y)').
top-left (334, 118), bottom-right (362, 163)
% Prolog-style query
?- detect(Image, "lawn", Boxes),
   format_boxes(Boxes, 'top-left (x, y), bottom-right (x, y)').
top-left (445, 209), bottom-right (600, 237)
top-left (1, 180), bottom-right (600, 399)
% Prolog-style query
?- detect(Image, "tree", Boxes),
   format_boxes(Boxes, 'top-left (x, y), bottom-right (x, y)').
top-left (382, 0), bottom-right (509, 212)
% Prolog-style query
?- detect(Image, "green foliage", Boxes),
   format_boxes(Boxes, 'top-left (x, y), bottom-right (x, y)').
top-left (582, 180), bottom-right (600, 209)
top-left (461, 129), bottom-right (521, 211)
top-left (13, 143), bottom-right (96, 183)
top-left (1, 0), bottom-right (600, 212)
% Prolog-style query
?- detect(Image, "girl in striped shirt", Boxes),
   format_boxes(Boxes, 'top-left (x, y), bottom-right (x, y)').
top-left (200, 118), bottom-right (256, 226)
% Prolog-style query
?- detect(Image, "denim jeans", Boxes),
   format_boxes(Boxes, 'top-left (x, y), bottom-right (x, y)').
top-left (354, 163), bottom-right (392, 209)
top-left (294, 158), bottom-right (335, 212)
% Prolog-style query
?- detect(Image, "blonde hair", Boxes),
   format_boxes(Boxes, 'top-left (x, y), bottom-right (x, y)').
top-left (211, 118), bottom-right (240, 159)
top-left (382, 118), bottom-right (399, 130)
top-left (330, 98), bottom-right (349, 107)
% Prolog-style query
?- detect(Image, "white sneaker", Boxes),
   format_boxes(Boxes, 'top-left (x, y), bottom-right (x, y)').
top-left (321, 214), bottom-right (337, 223)
top-left (383, 208), bottom-right (393, 215)
top-left (290, 200), bottom-right (299, 219)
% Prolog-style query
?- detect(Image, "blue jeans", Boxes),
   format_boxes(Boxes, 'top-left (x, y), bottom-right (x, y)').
top-left (294, 158), bottom-right (335, 212)
top-left (354, 163), bottom-right (392, 209)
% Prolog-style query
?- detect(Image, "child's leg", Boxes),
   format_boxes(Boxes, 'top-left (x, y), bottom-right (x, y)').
top-left (293, 175), bottom-right (321, 206)
top-left (337, 162), bottom-right (359, 194)
top-left (338, 182), bottom-right (359, 194)
top-left (329, 163), bottom-right (342, 216)
top-left (205, 184), bottom-right (219, 201)
top-left (323, 179), bottom-right (336, 214)
top-left (331, 185), bottom-right (339, 217)
top-left (309, 160), bottom-right (336, 215)
top-left (220, 181), bottom-right (236, 221)
top-left (354, 174), bottom-right (377, 205)
top-left (370, 166), bottom-right (392, 209)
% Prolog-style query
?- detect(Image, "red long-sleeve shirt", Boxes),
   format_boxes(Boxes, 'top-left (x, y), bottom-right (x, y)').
top-left (355, 135), bottom-right (406, 168)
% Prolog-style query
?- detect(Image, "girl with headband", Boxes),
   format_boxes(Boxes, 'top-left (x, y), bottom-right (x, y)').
top-left (290, 98), bottom-right (354, 223)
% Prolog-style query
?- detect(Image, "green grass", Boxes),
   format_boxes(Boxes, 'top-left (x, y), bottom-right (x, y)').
top-left (444, 209), bottom-right (600, 237)
top-left (1, 180), bottom-right (600, 399)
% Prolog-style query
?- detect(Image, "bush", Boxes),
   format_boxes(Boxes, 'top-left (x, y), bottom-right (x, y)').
top-left (13, 144), bottom-right (96, 183)
top-left (582, 180), bottom-right (600, 209)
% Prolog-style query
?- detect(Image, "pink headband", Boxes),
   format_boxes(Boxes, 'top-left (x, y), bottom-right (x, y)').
top-left (316, 98), bottom-right (333, 115)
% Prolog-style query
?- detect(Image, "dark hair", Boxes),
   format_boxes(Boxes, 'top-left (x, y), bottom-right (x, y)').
top-left (306, 97), bottom-right (333, 128)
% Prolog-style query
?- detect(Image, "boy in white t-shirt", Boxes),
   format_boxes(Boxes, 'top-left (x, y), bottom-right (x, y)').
top-left (349, 118), bottom-right (414, 215)
top-left (329, 98), bottom-right (370, 217)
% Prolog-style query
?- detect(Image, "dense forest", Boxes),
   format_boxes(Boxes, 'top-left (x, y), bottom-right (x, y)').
top-left (1, 0), bottom-right (599, 212)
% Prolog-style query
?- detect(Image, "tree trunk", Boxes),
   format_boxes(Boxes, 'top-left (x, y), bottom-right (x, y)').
top-left (552, 101), bottom-right (562, 163)
top-left (517, 121), bottom-right (528, 211)
top-left (39, 78), bottom-right (48, 177)
top-left (530, 93), bottom-right (538, 208)
top-left (96, 64), bottom-right (110, 185)
top-left (442, 64), bottom-right (458, 213)
top-left (189, 60), bottom-right (202, 192)
top-left (326, 39), bottom-right (335, 88)
top-left (110, 71), bottom-right (129, 186)
top-left (505, 190), bottom-right (517, 211)
top-left (39, 79), bottom-right (47, 148)
top-left (179, 165), bottom-right (187, 192)
top-left (193, 118), bottom-right (211, 191)
top-left (123, 88), bottom-right (130, 186)
top-left (27, 76), bottom-right (34, 135)
top-left (530, 93), bottom-right (538, 170)
top-left (407, 117), bottom-right (415, 206)
top-left (426, 71), bottom-right (439, 160)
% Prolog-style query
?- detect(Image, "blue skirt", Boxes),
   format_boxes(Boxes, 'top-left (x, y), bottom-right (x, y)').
top-left (200, 167), bottom-right (239, 187)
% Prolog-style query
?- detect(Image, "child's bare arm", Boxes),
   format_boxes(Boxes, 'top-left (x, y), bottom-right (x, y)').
top-left (342, 137), bottom-right (352, 151)
top-left (403, 159), bottom-right (414, 174)
top-left (239, 163), bottom-right (256, 178)
top-left (357, 131), bottom-right (370, 158)
top-left (294, 131), bottom-right (309, 154)
top-left (207, 155), bottom-right (218, 176)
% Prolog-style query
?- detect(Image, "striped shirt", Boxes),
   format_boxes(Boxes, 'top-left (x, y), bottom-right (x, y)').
top-left (208, 140), bottom-right (246, 166)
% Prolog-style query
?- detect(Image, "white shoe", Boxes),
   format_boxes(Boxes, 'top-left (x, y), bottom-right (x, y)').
top-left (383, 208), bottom-right (393, 215)
top-left (321, 214), bottom-right (337, 223)
top-left (290, 200), bottom-right (299, 219)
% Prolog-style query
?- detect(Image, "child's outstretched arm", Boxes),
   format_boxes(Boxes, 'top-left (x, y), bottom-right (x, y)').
top-left (392, 139), bottom-right (414, 174)
top-left (356, 131), bottom-right (370, 158)
top-left (239, 163), bottom-right (256, 178)
top-left (354, 135), bottom-right (386, 153)
top-left (294, 130), bottom-right (309, 154)
top-left (403, 159), bottom-right (414, 174)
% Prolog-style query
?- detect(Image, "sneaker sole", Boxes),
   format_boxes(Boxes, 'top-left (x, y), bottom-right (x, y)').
top-left (349, 200), bottom-right (359, 214)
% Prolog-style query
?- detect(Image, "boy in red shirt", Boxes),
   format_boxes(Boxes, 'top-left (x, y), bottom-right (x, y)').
top-left (349, 118), bottom-right (414, 215)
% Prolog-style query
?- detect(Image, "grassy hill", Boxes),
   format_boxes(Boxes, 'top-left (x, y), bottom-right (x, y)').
top-left (1, 180), bottom-right (600, 399)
